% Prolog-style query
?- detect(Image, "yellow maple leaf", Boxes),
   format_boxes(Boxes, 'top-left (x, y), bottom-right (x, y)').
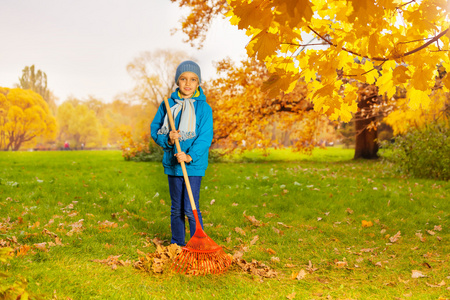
top-left (408, 88), bottom-right (431, 110)
top-left (362, 220), bottom-right (373, 227)
top-left (249, 30), bottom-right (280, 61)
top-left (392, 65), bottom-right (411, 85)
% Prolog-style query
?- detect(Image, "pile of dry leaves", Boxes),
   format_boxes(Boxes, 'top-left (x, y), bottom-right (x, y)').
top-left (131, 239), bottom-right (277, 278)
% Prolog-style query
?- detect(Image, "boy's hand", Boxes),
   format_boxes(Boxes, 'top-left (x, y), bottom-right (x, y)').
top-left (168, 130), bottom-right (181, 145)
top-left (174, 152), bottom-right (192, 164)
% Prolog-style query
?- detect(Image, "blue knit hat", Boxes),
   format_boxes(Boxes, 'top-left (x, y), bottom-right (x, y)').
top-left (175, 60), bottom-right (201, 85)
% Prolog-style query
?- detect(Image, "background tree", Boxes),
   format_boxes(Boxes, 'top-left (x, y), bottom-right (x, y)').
top-left (56, 101), bottom-right (101, 149)
top-left (126, 49), bottom-right (192, 108)
top-left (0, 87), bottom-right (57, 151)
top-left (17, 65), bottom-right (57, 114)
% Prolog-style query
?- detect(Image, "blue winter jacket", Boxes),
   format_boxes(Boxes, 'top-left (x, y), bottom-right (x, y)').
top-left (150, 87), bottom-right (213, 177)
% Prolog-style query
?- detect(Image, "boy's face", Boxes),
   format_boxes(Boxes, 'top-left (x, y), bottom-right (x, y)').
top-left (178, 72), bottom-right (199, 99)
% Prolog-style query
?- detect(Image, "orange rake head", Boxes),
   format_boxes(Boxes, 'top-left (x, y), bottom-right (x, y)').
top-left (172, 211), bottom-right (233, 275)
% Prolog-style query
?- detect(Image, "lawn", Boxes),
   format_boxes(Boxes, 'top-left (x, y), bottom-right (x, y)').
top-left (0, 149), bottom-right (449, 299)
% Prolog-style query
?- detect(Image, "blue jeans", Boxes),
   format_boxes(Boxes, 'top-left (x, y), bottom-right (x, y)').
top-left (168, 175), bottom-right (203, 246)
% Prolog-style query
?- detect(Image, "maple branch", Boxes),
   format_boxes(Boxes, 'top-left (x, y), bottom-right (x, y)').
top-left (307, 25), bottom-right (450, 61)
top-left (401, 27), bottom-right (450, 57)
top-left (281, 42), bottom-right (328, 48)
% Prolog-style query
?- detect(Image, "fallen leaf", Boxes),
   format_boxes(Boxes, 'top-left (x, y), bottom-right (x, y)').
top-left (434, 225), bottom-right (442, 231)
top-left (426, 230), bottom-right (436, 236)
top-left (346, 208), bottom-right (354, 214)
top-left (266, 248), bottom-right (276, 255)
top-left (42, 228), bottom-right (58, 238)
top-left (411, 270), bottom-right (427, 278)
top-left (277, 222), bottom-right (293, 228)
top-left (271, 256), bottom-right (280, 262)
top-left (272, 226), bottom-right (284, 235)
top-left (426, 280), bottom-right (446, 288)
top-left (416, 232), bottom-right (426, 242)
top-left (210, 199), bottom-right (216, 205)
top-left (235, 227), bottom-right (246, 236)
top-left (286, 291), bottom-right (296, 299)
top-left (265, 213), bottom-right (278, 218)
top-left (34, 242), bottom-right (48, 252)
top-left (250, 235), bottom-right (259, 245)
top-left (98, 220), bottom-right (118, 229)
top-left (362, 220), bottom-right (373, 228)
top-left (243, 212), bottom-right (264, 227)
top-left (307, 260), bottom-right (318, 272)
top-left (335, 261), bottom-right (348, 268)
top-left (389, 231), bottom-right (401, 243)
top-left (16, 244), bottom-right (31, 256)
top-left (294, 269), bottom-right (307, 280)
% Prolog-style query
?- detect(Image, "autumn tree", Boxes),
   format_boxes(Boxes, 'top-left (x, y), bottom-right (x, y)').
top-left (0, 87), bottom-right (57, 151)
top-left (17, 65), bottom-right (57, 114)
top-left (126, 49), bottom-right (192, 107)
top-left (172, 0), bottom-right (450, 158)
top-left (208, 58), bottom-right (316, 152)
top-left (56, 101), bottom-right (101, 149)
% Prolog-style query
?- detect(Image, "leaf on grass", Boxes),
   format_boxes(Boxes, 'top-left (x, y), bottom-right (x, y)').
top-left (272, 226), bottom-right (284, 236)
top-left (66, 219), bottom-right (84, 236)
top-left (243, 212), bottom-right (265, 227)
top-left (210, 199), bottom-right (216, 205)
top-left (42, 228), bottom-right (58, 238)
top-left (265, 213), bottom-right (278, 218)
top-left (285, 263), bottom-right (296, 268)
top-left (235, 227), bottom-right (246, 236)
top-left (232, 203), bottom-right (239, 206)
top-left (426, 230), bottom-right (436, 236)
top-left (271, 256), bottom-right (280, 262)
top-left (426, 280), bottom-right (446, 288)
top-left (277, 222), bottom-right (292, 228)
top-left (286, 291), bottom-right (296, 299)
top-left (16, 244), bottom-right (31, 256)
top-left (362, 220), bottom-right (373, 228)
top-left (152, 237), bottom-right (165, 247)
top-left (389, 231), bottom-right (401, 243)
top-left (98, 220), bottom-right (118, 230)
top-left (335, 260), bottom-right (348, 268)
top-left (293, 269), bottom-right (307, 280)
top-left (434, 225), bottom-right (442, 231)
top-left (361, 248), bottom-right (377, 253)
top-left (34, 242), bottom-right (48, 252)
top-left (93, 255), bottom-right (131, 270)
top-left (234, 258), bottom-right (278, 278)
top-left (306, 261), bottom-right (318, 272)
top-left (416, 232), bottom-right (426, 242)
top-left (250, 235), bottom-right (259, 245)
top-left (411, 270), bottom-right (427, 278)
top-left (266, 248), bottom-right (276, 255)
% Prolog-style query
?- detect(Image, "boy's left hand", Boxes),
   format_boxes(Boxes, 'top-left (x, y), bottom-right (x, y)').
top-left (174, 152), bottom-right (192, 164)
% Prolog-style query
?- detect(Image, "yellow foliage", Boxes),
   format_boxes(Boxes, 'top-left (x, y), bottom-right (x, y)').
top-left (385, 88), bottom-right (449, 135)
top-left (177, 0), bottom-right (450, 121)
top-left (0, 87), bottom-right (56, 150)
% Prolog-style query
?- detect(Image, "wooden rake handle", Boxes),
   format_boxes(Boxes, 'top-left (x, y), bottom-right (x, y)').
top-left (163, 97), bottom-right (197, 211)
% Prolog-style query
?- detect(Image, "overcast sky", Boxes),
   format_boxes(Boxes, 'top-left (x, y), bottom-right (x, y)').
top-left (0, 0), bottom-right (249, 103)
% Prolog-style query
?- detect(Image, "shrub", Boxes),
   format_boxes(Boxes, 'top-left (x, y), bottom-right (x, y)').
top-left (118, 131), bottom-right (163, 162)
top-left (380, 122), bottom-right (450, 180)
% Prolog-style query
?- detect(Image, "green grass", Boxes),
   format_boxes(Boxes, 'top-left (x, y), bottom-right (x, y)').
top-left (0, 149), bottom-right (449, 299)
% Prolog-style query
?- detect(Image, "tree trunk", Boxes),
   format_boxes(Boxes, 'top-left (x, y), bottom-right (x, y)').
top-left (354, 87), bottom-right (379, 159)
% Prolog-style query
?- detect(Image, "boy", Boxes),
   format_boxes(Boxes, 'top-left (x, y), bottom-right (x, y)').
top-left (150, 60), bottom-right (213, 246)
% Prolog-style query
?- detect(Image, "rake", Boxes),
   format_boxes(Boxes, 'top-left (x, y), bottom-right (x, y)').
top-left (163, 97), bottom-right (232, 275)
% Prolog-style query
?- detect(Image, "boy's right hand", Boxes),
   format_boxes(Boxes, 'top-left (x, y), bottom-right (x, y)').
top-left (168, 130), bottom-right (181, 145)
